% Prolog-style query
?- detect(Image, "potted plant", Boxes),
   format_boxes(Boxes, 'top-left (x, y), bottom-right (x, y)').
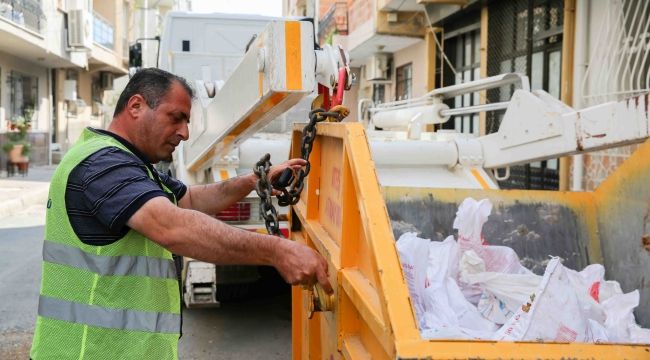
top-left (3, 111), bottom-right (32, 168)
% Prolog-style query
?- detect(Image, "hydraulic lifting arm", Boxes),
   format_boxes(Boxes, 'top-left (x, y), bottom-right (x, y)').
top-left (177, 19), bottom-right (351, 179)
top-left (368, 74), bottom-right (650, 172)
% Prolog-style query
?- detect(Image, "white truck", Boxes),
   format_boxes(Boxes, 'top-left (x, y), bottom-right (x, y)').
top-left (158, 12), bottom-right (352, 306)
top-left (157, 11), bottom-right (650, 309)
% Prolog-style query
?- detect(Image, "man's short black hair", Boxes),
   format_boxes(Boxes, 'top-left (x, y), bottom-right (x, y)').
top-left (113, 68), bottom-right (194, 118)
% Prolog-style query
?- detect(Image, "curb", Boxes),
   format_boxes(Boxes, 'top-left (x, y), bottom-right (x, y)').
top-left (0, 183), bottom-right (50, 218)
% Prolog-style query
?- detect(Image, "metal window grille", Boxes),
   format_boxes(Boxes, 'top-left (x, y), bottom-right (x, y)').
top-left (486, 0), bottom-right (564, 190)
top-left (582, 0), bottom-right (650, 104)
top-left (0, 0), bottom-right (46, 34)
top-left (372, 83), bottom-right (385, 104)
top-left (395, 63), bottom-right (412, 100)
top-left (442, 27), bottom-right (481, 135)
top-left (93, 10), bottom-right (114, 49)
top-left (579, 0), bottom-right (650, 190)
top-left (8, 70), bottom-right (39, 120)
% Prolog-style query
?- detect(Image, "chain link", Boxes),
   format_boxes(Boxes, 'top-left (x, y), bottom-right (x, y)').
top-left (254, 108), bottom-right (346, 236)
top-left (253, 153), bottom-right (280, 235)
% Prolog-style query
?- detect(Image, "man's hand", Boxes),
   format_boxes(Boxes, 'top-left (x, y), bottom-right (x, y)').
top-left (267, 158), bottom-right (307, 185)
top-left (273, 239), bottom-right (334, 295)
top-left (180, 158), bottom-right (306, 213)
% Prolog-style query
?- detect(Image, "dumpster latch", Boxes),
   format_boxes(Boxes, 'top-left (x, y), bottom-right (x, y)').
top-left (307, 284), bottom-right (334, 319)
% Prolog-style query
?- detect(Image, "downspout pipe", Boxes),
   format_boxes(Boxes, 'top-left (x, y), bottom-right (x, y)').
top-left (572, 0), bottom-right (589, 191)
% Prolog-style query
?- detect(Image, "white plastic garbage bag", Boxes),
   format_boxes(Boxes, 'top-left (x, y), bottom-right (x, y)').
top-left (454, 198), bottom-right (492, 249)
top-left (420, 277), bottom-right (497, 339)
top-left (585, 319), bottom-right (609, 343)
top-left (396, 232), bottom-right (429, 329)
top-left (428, 236), bottom-right (460, 286)
top-left (494, 257), bottom-right (589, 342)
top-left (564, 264), bottom-right (607, 324)
top-left (397, 233), bottom-right (496, 338)
top-left (493, 257), bottom-right (650, 344)
top-left (602, 290), bottom-right (650, 343)
top-left (421, 238), bottom-right (496, 338)
top-left (460, 250), bottom-right (541, 324)
top-left (453, 198), bottom-right (532, 304)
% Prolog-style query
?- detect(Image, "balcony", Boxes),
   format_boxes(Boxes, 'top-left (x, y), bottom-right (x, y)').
top-left (93, 10), bottom-right (114, 50)
top-left (345, 0), bottom-right (426, 66)
top-left (87, 7), bottom-right (126, 75)
top-left (318, 1), bottom-right (348, 45)
top-left (0, 0), bottom-right (46, 34)
top-left (378, 0), bottom-right (468, 11)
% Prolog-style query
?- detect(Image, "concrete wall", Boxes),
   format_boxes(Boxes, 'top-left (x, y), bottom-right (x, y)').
top-left (93, 0), bottom-right (117, 26)
top-left (391, 40), bottom-right (426, 100)
top-left (53, 68), bottom-right (94, 152)
top-left (347, 0), bottom-right (373, 34)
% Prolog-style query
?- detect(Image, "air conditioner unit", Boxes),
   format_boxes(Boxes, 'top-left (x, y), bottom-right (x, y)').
top-left (367, 53), bottom-right (391, 81)
top-left (68, 9), bottom-right (93, 49)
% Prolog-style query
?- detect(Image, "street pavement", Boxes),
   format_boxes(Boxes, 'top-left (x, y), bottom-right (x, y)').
top-left (0, 164), bottom-right (291, 359)
top-left (0, 165), bottom-right (54, 358)
top-left (0, 165), bottom-right (54, 224)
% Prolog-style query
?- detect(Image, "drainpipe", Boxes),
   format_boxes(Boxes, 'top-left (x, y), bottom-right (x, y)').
top-left (571, 0), bottom-right (589, 191)
top-left (559, 0), bottom-right (576, 191)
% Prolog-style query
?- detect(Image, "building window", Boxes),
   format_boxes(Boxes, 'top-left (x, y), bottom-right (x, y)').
top-left (66, 69), bottom-right (79, 97)
top-left (442, 28), bottom-right (481, 135)
top-left (395, 63), bottom-right (412, 100)
top-left (8, 71), bottom-right (38, 121)
top-left (372, 83), bottom-right (385, 104)
top-left (487, 0), bottom-right (564, 190)
top-left (93, 11), bottom-right (114, 49)
top-left (0, 0), bottom-right (46, 33)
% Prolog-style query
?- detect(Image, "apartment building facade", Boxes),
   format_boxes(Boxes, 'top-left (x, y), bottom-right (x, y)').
top-left (285, 0), bottom-right (650, 191)
top-left (284, 0), bottom-right (429, 122)
top-left (0, 0), bottom-right (132, 171)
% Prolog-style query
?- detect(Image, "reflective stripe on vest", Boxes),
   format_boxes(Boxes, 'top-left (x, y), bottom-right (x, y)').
top-left (38, 295), bottom-right (180, 334)
top-left (43, 241), bottom-right (176, 279)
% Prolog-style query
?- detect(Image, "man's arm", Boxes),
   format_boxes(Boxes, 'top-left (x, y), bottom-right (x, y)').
top-left (128, 196), bottom-right (332, 292)
top-left (177, 158), bottom-right (306, 214)
top-left (176, 173), bottom-right (256, 214)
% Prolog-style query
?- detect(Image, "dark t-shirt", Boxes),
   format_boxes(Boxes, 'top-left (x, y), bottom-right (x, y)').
top-left (65, 128), bottom-right (186, 245)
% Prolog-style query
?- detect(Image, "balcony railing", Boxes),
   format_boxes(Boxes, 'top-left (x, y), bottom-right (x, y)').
top-left (0, 0), bottom-right (46, 34)
top-left (93, 10), bottom-right (114, 49)
top-left (318, 1), bottom-right (347, 45)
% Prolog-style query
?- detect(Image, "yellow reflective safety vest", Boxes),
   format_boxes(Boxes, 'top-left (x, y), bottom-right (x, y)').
top-left (31, 129), bottom-right (181, 359)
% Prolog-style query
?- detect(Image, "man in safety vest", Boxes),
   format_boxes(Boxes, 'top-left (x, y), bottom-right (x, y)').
top-left (30, 68), bottom-right (332, 359)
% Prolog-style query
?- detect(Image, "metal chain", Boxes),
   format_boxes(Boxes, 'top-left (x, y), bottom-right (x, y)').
top-left (253, 153), bottom-right (280, 236)
top-left (254, 108), bottom-right (345, 236)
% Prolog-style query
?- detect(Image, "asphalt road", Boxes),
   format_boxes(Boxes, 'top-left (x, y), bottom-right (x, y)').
top-left (0, 224), bottom-right (42, 359)
top-left (179, 293), bottom-right (292, 359)
top-left (0, 214), bottom-right (292, 359)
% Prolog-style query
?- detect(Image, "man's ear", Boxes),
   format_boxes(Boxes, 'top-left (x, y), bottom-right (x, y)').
top-left (126, 94), bottom-right (147, 118)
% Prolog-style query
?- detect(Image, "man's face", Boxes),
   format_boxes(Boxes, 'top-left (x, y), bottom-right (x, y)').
top-left (139, 82), bottom-right (191, 163)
